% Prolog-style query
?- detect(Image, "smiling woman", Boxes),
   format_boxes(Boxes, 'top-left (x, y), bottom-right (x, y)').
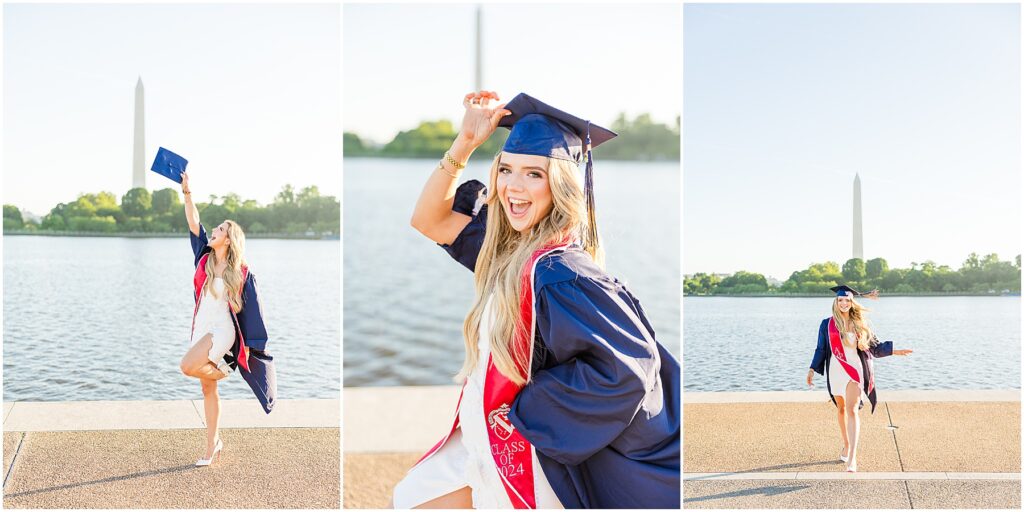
top-left (807, 285), bottom-right (913, 473)
top-left (401, 91), bottom-right (680, 509)
top-left (496, 154), bottom-right (554, 231)
top-left (178, 171), bottom-right (277, 468)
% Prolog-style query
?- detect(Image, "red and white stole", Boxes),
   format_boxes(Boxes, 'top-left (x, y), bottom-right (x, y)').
top-left (827, 317), bottom-right (860, 384)
top-left (414, 243), bottom-right (570, 509)
top-left (192, 253), bottom-right (250, 372)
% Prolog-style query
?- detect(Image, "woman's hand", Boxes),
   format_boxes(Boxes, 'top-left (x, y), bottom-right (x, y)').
top-left (806, 369), bottom-right (815, 388)
top-left (457, 91), bottom-right (510, 151)
top-left (861, 289), bottom-right (880, 300)
top-left (893, 349), bottom-right (913, 356)
top-left (181, 171), bottom-right (191, 194)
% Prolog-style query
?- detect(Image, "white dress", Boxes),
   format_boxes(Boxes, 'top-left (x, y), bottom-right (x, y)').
top-left (190, 277), bottom-right (235, 368)
top-left (829, 331), bottom-right (864, 403)
top-left (392, 298), bottom-right (563, 509)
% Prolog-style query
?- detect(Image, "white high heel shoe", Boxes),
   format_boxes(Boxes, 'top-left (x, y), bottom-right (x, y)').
top-left (195, 439), bottom-right (223, 467)
top-left (840, 447), bottom-right (849, 463)
top-left (846, 461), bottom-right (858, 473)
top-left (215, 359), bottom-right (233, 377)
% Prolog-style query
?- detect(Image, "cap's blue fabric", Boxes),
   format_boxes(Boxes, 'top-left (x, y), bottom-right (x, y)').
top-left (831, 285), bottom-right (859, 296)
top-left (499, 93), bottom-right (616, 162)
top-left (150, 147), bottom-right (188, 184)
top-left (504, 114), bottom-right (583, 163)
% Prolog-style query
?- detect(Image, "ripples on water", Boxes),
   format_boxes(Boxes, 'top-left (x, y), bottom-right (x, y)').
top-left (3, 236), bottom-right (340, 401)
top-left (684, 296), bottom-right (1021, 392)
top-left (344, 158), bottom-right (681, 387)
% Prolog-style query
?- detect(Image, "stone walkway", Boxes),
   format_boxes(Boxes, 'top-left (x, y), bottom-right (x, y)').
top-left (3, 399), bottom-right (339, 509)
top-left (684, 390), bottom-right (1020, 509)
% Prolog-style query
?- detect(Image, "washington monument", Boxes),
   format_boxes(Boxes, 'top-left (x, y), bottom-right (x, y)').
top-left (853, 173), bottom-right (863, 260)
top-left (132, 77), bottom-right (145, 189)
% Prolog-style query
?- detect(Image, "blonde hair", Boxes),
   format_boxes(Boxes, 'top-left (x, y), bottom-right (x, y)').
top-left (457, 154), bottom-right (602, 386)
top-left (832, 297), bottom-right (874, 351)
top-left (203, 219), bottom-right (247, 313)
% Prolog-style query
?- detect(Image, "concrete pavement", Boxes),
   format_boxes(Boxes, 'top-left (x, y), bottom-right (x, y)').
top-left (343, 386), bottom-right (459, 509)
top-left (684, 390), bottom-right (1021, 508)
top-left (3, 399), bottom-right (339, 509)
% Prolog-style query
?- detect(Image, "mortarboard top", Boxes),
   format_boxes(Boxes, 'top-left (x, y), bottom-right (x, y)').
top-left (498, 93), bottom-right (616, 163)
top-left (830, 285), bottom-right (860, 297)
top-left (151, 147), bottom-right (188, 184)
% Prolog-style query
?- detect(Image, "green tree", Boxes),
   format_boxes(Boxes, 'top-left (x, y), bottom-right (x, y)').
top-left (964, 253), bottom-right (981, 270)
top-left (344, 132), bottom-right (370, 156)
top-left (718, 271), bottom-right (768, 293)
top-left (382, 120), bottom-right (458, 158)
top-left (41, 213), bottom-right (66, 230)
top-left (96, 204), bottom-right (124, 224)
top-left (121, 188), bottom-right (152, 217)
top-left (89, 192), bottom-right (119, 210)
top-left (3, 205), bottom-right (23, 230)
top-left (65, 196), bottom-right (97, 218)
top-left (842, 258), bottom-right (866, 282)
top-left (684, 273), bottom-right (723, 295)
top-left (865, 258), bottom-right (888, 280)
top-left (880, 268), bottom-right (907, 291)
top-left (276, 185), bottom-right (295, 205)
top-left (600, 113), bottom-right (680, 161)
top-left (297, 185), bottom-right (320, 206)
top-left (67, 216), bottom-right (117, 233)
top-left (199, 202), bottom-right (230, 229)
top-left (151, 188), bottom-right (182, 215)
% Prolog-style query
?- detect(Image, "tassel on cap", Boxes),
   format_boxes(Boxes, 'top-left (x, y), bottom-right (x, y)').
top-left (583, 121), bottom-right (599, 254)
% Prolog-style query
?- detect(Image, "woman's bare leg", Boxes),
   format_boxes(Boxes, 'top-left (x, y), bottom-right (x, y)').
top-left (834, 395), bottom-right (849, 458)
top-left (181, 334), bottom-right (229, 381)
top-left (412, 486), bottom-right (472, 509)
top-left (200, 377), bottom-right (221, 459)
top-left (844, 381), bottom-right (863, 469)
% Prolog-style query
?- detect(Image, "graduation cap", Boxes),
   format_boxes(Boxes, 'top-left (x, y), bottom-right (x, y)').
top-left (831, 285), bottom-right (860, 297)
top-left (498, 93), bottom-right (617, 252)
top-left (150, 147), bottom-right (188, 184)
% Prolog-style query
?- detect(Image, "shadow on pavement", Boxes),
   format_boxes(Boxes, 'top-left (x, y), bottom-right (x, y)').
top-left (684, 484), bottom-right (812, 503)
top-left (5, 465), bottom-right (195, 499)
top-left (686, 459), bottom-right (838, 480)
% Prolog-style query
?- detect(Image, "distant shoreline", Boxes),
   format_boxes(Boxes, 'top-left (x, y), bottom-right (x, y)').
top-left (685, 292), bottom-right (1019, 298)
top-left (3, 230), bottom-right (339, 240)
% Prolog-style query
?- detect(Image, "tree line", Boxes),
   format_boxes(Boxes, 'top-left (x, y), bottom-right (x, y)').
top-left (344, 113), bottom-right (680, 161)
top-left (3, 185), bottom-right (340, 236)
top-left (685, 254), bottom-right (1022, 296)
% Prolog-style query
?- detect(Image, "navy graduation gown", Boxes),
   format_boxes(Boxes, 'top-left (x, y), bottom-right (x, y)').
top-left (809, 317), bottom-right (893, 413)
top-left (190, 224), bottom-right (277, 414)
top-left (440, 181), bottom-right (681, 508)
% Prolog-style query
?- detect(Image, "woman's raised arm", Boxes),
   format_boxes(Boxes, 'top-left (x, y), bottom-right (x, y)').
top-left (182, 172), bottom-right (201, 236)
top-left (410, 91), bottom-right (509, 245)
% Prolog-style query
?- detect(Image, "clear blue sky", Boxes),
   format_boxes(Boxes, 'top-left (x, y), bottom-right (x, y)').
top-left (344, 3), bottom-right (682, 143)
top-left (4, 3), bottom-right (340, 215)
top-left (684, 3), bottom-right (1021, 279)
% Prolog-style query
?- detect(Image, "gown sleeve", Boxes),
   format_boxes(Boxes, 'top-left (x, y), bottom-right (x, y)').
top-left (438, 180), bottom-right (488, 272)
top-left (810, 319), bottom-right (828, 374)
top-left (868, 336), bottom-right (893, 358)
top-left (508, 276), bottom-right (659, 466)
top-left (190, 223), bottom-right (211, 267)
top-left (237, 271), bottom-right (269, 351)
